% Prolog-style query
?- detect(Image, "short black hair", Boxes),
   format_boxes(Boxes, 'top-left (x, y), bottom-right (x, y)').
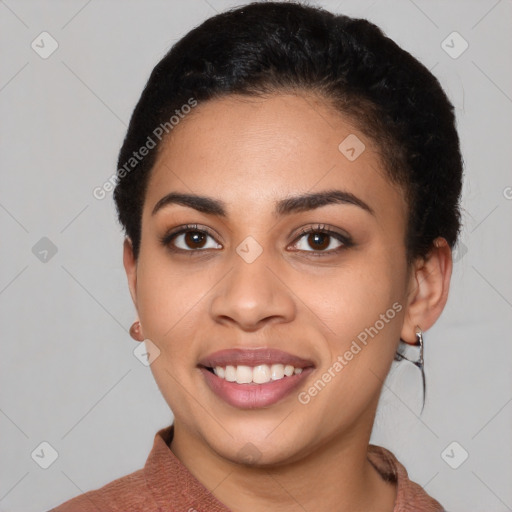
top-left (113, 1), bottom-right (463, 263)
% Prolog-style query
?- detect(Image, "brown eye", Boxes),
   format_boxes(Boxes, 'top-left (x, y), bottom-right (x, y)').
top-left (172, 230), bottom-right (221, 251)
top-left (291, 225), bottom-right (352, 254)
top-left (306, 233), bottom-right (331, 251)
top-left (160, 225), bottom-right (222, 252)
top-left (183, 231), bottom-right (208, 249)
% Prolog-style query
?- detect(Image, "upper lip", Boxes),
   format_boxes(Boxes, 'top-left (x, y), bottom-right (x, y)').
top-left (198, 348), bottom-right (315, 369)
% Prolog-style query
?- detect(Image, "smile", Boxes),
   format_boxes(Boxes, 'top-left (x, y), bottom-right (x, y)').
top-left (198, 348), bottom-right (315, 409)
top-left (210, 364), bottom-right (303, 384)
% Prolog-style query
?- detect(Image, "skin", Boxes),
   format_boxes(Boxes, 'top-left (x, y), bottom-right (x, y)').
top-left (123, 92), bottom-right (452, 512)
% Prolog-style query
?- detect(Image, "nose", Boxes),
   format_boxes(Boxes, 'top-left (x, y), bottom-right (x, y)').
top-left (209, 251), bottom-right (296, 332)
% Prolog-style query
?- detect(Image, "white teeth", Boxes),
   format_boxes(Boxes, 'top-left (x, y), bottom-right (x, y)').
top-left (225, 365), bottom-right (236, 382)
top-left (236, 365), bottom-right (253, 384)
top-left (284, 365), bottom-right (294, 377)
top-left (253, 364), bottom-right (271, 384)
top-left (270, 364), bottom-right (284, 380)
top-left (212, 363), bottom-right (305, 384)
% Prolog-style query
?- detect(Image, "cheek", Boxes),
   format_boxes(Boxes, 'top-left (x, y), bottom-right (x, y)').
top-left (313, 257), bottom-right (404, 330)
top-left (305, 253), bottom-right (407, 396)
top-left (295, 267), bottom-right (406, 421)
top-left (135, 261), bottom-right (207, 412)
top-left (135, 254), bottom-right (220, 364)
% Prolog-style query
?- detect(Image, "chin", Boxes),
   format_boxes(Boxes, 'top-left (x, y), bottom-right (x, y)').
top-left (203, 418), bottom-right (314, 466)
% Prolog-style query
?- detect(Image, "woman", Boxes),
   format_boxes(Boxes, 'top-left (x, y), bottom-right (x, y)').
top-left (51, 1), bottom-right (461, 510)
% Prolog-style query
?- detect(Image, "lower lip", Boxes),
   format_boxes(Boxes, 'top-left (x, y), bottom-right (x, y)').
top-left (200, 367), bottom-right (314, 409)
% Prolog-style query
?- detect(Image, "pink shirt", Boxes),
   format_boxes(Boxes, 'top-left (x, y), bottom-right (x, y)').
top-left (50, 424), bottom-right (445, 511)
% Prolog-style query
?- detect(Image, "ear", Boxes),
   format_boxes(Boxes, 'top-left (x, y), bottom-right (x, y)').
top-left (123, 237), bottom-right (138, 308)
top-left (401, 237), bottom-right (453, 344)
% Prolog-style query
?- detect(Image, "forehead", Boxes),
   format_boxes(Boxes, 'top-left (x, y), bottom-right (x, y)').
top-left (143, 93), bottom-right (405, 222)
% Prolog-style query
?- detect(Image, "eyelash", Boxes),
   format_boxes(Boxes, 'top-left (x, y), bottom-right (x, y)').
top-left (159, 223), bottom-right (353, 257)
top-left (294, 224), bottom-right (353, 255)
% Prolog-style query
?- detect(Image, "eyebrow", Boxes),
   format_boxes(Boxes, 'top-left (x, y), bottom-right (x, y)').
top-left (151, 189), bottom-right (374, 217)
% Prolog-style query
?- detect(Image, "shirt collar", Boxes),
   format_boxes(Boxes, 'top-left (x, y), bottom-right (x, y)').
top-left (144, 424), bottom-right (443, 512)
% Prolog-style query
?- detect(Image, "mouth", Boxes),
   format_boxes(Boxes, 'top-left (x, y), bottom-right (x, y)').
top-left (203, 363), bottom-right (305, 384)
top-left (198, 348), bottom-right (315, 409)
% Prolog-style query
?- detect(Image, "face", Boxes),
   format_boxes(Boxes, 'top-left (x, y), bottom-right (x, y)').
top-left (126, 92), bottom-right (413, 465)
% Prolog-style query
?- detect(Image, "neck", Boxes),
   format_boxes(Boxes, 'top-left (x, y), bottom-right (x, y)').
top-left (169, 405), bottom-right (396, 512)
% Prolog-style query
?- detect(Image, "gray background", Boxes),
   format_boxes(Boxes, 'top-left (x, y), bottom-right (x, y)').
top-left (1, 0), bottom-right (511, 511)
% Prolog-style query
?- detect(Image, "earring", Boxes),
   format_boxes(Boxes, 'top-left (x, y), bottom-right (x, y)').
top-left (129, 320), bottom-right (144, 342)
top-left (395, 327), bottom-right (426, 412)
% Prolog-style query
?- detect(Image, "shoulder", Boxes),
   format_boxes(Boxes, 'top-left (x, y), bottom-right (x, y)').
top-left (48, 467), bottom-right (157, 512)
top-left (48, 425), bottom-right (176, 511)
top-left (368, 444), bottom-right (446, 512)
